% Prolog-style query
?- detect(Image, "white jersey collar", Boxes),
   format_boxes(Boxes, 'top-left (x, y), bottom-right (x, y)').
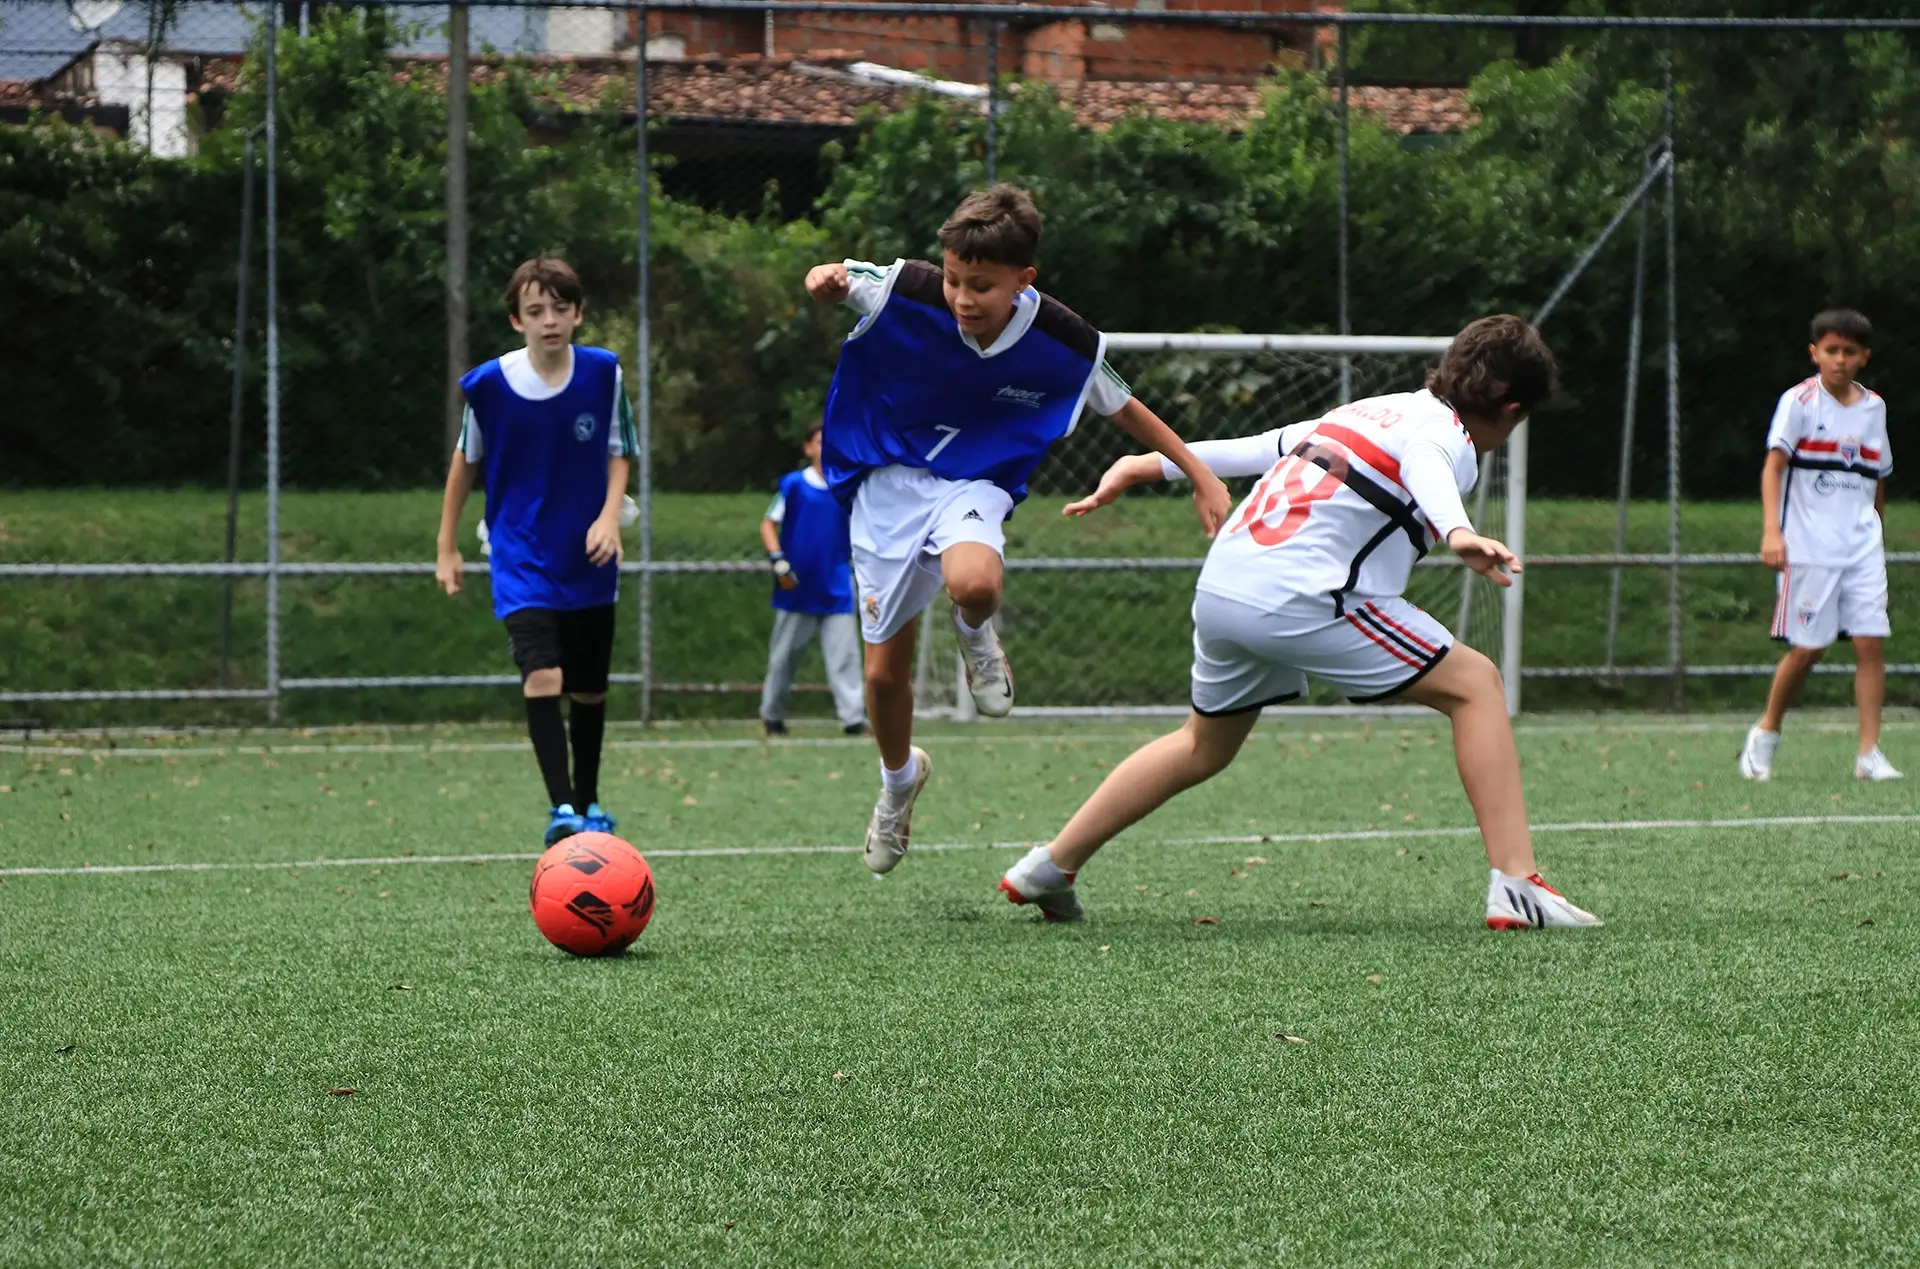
top-left (960, 288), bottom-right (1039, 359)
top-left (499, 345), bottom-right (576, 400)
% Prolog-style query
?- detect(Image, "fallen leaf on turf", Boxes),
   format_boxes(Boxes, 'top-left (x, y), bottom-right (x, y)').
top-left (477, 896), bottom-right (496, 904)
top-left (1135, 885), bottom-right (1149, 892)
top-left (1807, 896), bottom-right (1828, 904)
top-left (1395, 848), bottom-right (1407, 857)
top-left (1365, 973), bottom-right (1385, 984)
top-left (832, 1071), bottom-right (850, 1081)
top-left (1860, 918), bottom-right (1875, 926)
top-left (1185, 888), bottom-right (1197, 897)
top-left (1194, 915), bottom-right (1222, 926)
top-left (364, 799), bottom-right (379, 807)
top-left (683, 796), bottom-right (698, 806)
top-left (1245, 856), bottom-right (1267, 866)
top-left (724, 1222), bottom-right (736, 1233)
top-left (1309, 899), bottom-right (1335, 908)
top-left (388, 984), bottom-right (411, 991)
top-left (1277, 1034), bottom-right (1309, 1045)
top-left (1230, 867), bottom-right (1246, 879)
top-left (54, 1044), bottom-right (76, 1055)
top-left (326, 1088), bottom-right (358, 1097)
top-left (377, 891), bottom-right (391, 899)
top-left (1833, 871), bottom-right (1851, 880)
top-left (1098, 945), bottom-right (1111, 952)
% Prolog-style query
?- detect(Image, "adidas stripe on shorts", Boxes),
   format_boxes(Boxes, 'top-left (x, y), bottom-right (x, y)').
top-left (1190, 590), bottom-right (1453, 713)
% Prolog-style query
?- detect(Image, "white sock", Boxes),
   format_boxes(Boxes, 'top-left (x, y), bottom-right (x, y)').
top-left (880, 753), bottom-right (919, 792)
top-left (1022, 845), bottom-right (1071, 886)
top-left (953, 608), bottom-right (991, 640)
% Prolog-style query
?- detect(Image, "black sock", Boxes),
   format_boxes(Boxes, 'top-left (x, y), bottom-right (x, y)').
top-left (570, 698), bottom-right (607, 809)
top-left (525, 695), bottom-right (573, 808)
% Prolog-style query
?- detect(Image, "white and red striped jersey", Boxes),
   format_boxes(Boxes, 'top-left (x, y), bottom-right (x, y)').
top-left (1766, 377), bottom-right (1891, 566)
top-left (1195, 389), bottom-right (1480, 615)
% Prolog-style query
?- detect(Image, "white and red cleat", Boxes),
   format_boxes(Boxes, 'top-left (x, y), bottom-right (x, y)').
top-left (999, 846), bottom-right (1085, 922)
top-left (1485, 869), bottom-right (1603, 930)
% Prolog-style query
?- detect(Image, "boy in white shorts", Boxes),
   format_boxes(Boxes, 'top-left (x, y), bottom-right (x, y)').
top-left (804, 184), bottom-right (1231, 874)
top-left (1740, 309), bottom-right (1901, 782)
top-left (999, 315), bottom-right (1604, 931)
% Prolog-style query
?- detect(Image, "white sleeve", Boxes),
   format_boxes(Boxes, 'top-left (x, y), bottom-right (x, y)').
top-left (1158, 429), bottom-right (1286, 481)
top-left (843, 260), bottom-right (894, 316)
top-left (609, 364), bottom-right (637, 457)
top-left (765, 491), bottom-right (787, 524)
top-left (1765, 390), bottom-right (1803, 454)
top-left (1401, 436), bottom-right (1476, 541)
top-left (1085, 360), bottom-right (1133, 418)
top-left (458, 403), bottom-right (484, 462)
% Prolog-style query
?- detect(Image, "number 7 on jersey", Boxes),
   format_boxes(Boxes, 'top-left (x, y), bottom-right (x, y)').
top-left (925, 424), bottom-right (962, 462)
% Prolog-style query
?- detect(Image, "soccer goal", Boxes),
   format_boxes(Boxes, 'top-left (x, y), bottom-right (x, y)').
top-left (915, 332), bottom-right (1529, 718)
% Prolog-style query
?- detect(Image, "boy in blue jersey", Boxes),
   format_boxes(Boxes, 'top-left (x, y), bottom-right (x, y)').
top-left (435, 257), bottom-right (638, 846)
top-left (759, 422), bottom-right (867, 737)
top-left (805, 183), bottom-right (1232, 874)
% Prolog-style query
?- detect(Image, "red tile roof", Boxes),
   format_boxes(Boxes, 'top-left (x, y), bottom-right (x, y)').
top-left (13, 52), bottom-right (1474, 137)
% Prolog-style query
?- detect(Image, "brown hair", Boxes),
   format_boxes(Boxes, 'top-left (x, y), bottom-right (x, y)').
top-left (1811, 308), bottom-right (1872, 347)
top-left (504, 257), bottom-right (583, 316)
top-left (1426, 315), bottom-right (1558, 419)
top-left (938, 184), bottom-right (1043, 268)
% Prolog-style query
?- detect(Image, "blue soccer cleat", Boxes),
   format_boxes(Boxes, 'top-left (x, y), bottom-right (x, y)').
top-left (582, 802), bottom-right (618, 835)
top-left (544, 803), bottom-right (586, 846)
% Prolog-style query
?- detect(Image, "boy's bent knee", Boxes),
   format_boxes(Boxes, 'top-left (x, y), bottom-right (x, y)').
top-left (523, 667), bottom-right (564, 697)
top-left (945, 574), bottom-right (1002, 614)
top-left (1853, 637), bottom-right (1885, 664)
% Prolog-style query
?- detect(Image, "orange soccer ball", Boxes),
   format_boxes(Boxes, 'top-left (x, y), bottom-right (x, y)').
top-left (528, 832), bottom-right (655, 957)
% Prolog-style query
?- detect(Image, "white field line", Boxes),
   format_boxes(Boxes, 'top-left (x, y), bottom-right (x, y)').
top-left (4, 716), bottom-right (1916, 761)
top-left (6, 813), bottom-right (1919, 879)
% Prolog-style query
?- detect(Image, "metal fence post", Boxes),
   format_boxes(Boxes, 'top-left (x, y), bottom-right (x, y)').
top-left (636, 5), bottom-right (655, 724)
top-left (264, 1), bottom-right (282, 723)
top-left (1602, 149), bottom-right (1654, 679)
top-left (1335, 22), bottom-right (1351, 404)
top-left (985, 20), bottom-right (999, 183)
top-left (444, 5), bottom-right (470, 457)
top-left (1663, 46), bottom-right (1684, 710)
top-left (221, 125), bottom-right (261, 689)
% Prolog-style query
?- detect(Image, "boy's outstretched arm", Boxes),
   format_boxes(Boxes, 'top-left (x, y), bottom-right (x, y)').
top-left (1065, 430), bottom-right (1281, 519)
top-left (1104, 398), bottom-right (1233, 537)
top-left (436, 450), bottom-right (478, 596)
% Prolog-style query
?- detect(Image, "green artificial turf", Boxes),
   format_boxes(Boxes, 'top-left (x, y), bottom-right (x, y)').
top-left (3, 715), bottom-right (1918, 1266)
top-left (4, 491), bottom-right (1916, 727)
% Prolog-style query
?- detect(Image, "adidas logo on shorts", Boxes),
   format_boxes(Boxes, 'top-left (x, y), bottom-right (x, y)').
top-left (961, 509), bottom-right (984, 522)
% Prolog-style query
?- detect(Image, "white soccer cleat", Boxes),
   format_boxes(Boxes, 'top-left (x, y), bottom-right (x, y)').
top-left (954, 606), bottom-right (1014, 718)
top-left (998, 847), bottom-right (1085, 923)
top-left (1738, 725), bottom-right (1780, 782)
top-left (1855, 747), bottom-right (1905, 781)
top-left (1484, 869), bottom-right (1604, 931)
top-left (863, 747), bottom-right (932, 875)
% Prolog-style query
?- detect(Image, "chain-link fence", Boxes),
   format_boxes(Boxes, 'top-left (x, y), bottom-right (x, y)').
top-left (4, 2), bottom-right (1918, 725)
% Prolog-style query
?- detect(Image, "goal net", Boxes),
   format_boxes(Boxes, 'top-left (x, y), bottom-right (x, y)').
top-left (915, 333), bottom-right (1525, 716)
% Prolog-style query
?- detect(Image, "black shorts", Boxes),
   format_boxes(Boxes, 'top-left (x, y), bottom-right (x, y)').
top-left (503, 605), bottom-right (616, 694)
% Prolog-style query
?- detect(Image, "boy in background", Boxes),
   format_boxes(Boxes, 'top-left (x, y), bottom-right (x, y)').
top-left (805, 183), bottom-right (1232, 875)
top-left (436, 257), bottom-right (637, 844)
top-left (760, 422), bottom-right (867, 738)
top-left (1740, 309), bottom-right (1900, 782)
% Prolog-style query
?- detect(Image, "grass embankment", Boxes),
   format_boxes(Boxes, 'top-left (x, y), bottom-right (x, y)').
top-left (2, 490), bottom-right (1915, 725)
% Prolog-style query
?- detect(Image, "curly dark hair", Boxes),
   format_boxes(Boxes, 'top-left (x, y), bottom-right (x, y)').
top-left (1426, 315), bottom-right (1558, 419)
top-left (938, 184), bottom-right (1043, 268)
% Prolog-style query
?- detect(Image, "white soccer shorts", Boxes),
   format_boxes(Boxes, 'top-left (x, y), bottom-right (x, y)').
top-left (1770, 559), bottom-right (1891, 649)
top-left (1190, 590), bottom-right (1454, 714)
top-left (850, 467), bottom-right (1014, 644)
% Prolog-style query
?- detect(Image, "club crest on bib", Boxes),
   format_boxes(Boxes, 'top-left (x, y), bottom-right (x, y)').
top-left (574, 412), bottom-right (597, 442)
top-left (1798, 598), bottom-right (1819, 629)
top-left (864, 594), bottom-right (881, 623)
top-left (1838, 436), bottom-right (1859, 466)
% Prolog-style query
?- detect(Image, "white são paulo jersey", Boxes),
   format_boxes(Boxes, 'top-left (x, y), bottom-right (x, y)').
top-left (1767, 377), bottom-right (1891, 566)
top-left (1186, 390), bottom-right (1481, 614)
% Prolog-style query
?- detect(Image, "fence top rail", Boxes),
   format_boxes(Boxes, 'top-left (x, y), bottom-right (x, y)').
top-left (318, 1), bottom-right (1920, 33)
top-left (1106, 333), bottom-right (1454, 355)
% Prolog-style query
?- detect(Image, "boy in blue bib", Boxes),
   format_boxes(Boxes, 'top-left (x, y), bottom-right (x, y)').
top-left (805, 183), bottom-right (1231, 875)
top-left (435, 257), bottom-right (637, 847)
top-left (759, 422), bottom-right (866, 737)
